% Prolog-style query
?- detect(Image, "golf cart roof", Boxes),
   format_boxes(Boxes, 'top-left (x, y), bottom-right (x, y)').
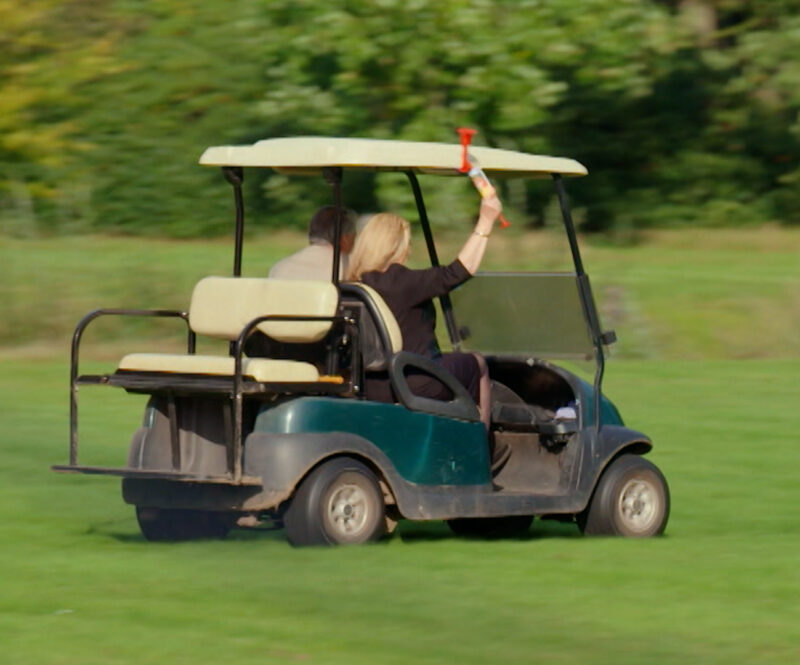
top-left (199, 137), bottom-right (587, 178)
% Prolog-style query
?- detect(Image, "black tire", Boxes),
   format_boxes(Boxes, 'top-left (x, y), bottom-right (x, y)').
top-left (447, 515), bottom-right (533, 539)
top-left (283, 457), bottom-right (386, 547)
top-left (577, 454), bottom-right (670, 537)
top-left (136, 507), bottom-right (234, 542)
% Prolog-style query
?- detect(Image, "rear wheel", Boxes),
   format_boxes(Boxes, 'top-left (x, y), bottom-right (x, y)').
top-left (136, 507), bottom-right (234, 541)
top-left (578, 454), bottom-right (669, 537)
top-left (284, 457), bottom-right (386, 547)
top-left (447, 515), bottom-right (533, 538)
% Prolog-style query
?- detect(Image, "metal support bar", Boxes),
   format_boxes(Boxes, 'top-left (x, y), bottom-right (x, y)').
top-left (347, 315), bottom-right (362, 396)
top-left (223, 167), bottom-right (245, 277)
top-left (222, 400), bottom-right (234, 475)
top-left (166, 393), bottom-right (181, 470)
top-left (577, 275), bottom-right (607, 438)
top-left (552, 174), bottom-right (585, 276)
top-left (323, 167), bottom-right (344, 285)
top-left (552, 175), bottom-right (606, 438)
top-left (51, 464), bottom-right (262, 486)
top-left (232, 313), bottom-right (349, 483)
top-left (222, 162), bottom-right (243, 360)
top-left (405, 171), bottom-right (461, 349)
top-left (69, 308), bottom-right (190, 467)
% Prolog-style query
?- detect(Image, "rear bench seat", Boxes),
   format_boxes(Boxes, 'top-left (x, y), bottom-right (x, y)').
top-left (117, 276), bottom-right (339, 383)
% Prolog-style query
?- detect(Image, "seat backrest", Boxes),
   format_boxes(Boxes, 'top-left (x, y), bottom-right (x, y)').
top-left (339, 283), bottom-right (402, 371)
top-left (189, 277), bottom-right (338, 343)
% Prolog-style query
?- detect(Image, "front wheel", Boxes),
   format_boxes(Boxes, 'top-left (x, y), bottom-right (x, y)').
top-left (283, 457), bottom-right (386, 547)
top-left (578, 454), bottom-right (670, 537)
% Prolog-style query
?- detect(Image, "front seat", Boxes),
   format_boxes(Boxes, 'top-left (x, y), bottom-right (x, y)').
top-left (339, 283), bottom-right (480, 422)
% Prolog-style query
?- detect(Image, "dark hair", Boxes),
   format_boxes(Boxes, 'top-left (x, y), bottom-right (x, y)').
top-left (308, 206), bottom-right (357, 244)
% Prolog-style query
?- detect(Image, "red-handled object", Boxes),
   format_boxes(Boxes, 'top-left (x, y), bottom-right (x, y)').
top-left (456, 127), bottom-right (511, 228)
top-left (457, 127), bottom-right (477, 172)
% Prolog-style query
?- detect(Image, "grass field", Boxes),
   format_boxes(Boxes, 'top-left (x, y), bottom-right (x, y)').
top-left (1, 357), bottom-right (799, 664)
top-left (1, 230), bottom-right (799, 664)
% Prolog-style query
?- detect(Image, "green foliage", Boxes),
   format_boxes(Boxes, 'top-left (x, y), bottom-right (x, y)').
top-left (2, 0), bottom-right (800, 235)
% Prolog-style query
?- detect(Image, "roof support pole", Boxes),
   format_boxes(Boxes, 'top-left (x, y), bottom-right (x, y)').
top-left (553, 174), bottom-right (606, 439)
top-left (405, 171), bottom-right (461, 349)
top-left (223, 167), bottom-right (245, 277)
top-left (552, 174), bottom-right (585, 277)
top-left (323, 167), bottom-right (344, 285)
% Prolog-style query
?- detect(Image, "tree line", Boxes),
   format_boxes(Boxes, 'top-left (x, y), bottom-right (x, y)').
top-left (2, 0), bottom-right (799, 237)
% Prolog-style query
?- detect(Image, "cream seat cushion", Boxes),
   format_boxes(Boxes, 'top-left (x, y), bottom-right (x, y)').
top-left (118, 353), bottom-right (319, 382)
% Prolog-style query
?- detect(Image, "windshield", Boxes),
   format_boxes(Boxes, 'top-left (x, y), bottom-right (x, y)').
top-left (449, 272), bottom-right (596, 360)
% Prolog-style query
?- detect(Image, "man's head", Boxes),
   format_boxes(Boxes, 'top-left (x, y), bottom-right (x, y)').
top-left (308, 206), bottom-right (357, 253)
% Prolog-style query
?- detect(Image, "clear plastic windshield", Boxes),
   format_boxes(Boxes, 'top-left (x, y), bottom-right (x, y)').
top-left (448, 272), bottom-right (596, 360)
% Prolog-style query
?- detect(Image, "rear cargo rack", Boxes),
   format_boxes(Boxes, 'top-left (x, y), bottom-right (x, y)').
top-left (51, 465), bottom-right (262, 486)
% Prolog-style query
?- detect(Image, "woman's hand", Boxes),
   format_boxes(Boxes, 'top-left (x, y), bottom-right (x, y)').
top-left (458, 194), bottom-right (504, 275)
top-left (478, 194), bottom-right (503, 225)
top-left (474, 194), bottom-right (502, 237)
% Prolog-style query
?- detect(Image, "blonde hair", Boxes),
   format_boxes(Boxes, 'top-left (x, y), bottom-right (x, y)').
top-left (346, 213), bottom-right (411, 281)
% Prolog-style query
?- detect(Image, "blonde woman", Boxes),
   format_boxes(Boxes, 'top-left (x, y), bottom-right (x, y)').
top-left (346, 195), bottom-right (502, 428)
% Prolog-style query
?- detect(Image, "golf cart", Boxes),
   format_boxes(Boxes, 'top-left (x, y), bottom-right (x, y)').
top-left (54, 136), bottom-right (670, 545)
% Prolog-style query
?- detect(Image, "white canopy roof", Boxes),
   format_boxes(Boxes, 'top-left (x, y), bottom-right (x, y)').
top-left (199, 136), bottom-right (587, 178)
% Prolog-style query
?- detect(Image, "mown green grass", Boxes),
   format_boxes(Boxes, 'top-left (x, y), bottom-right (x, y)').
top-left (1, 357), bottom-right (799, 664)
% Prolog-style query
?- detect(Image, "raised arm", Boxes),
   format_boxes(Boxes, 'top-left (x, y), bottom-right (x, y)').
top-left (457, 194), bottom-right (503, 275)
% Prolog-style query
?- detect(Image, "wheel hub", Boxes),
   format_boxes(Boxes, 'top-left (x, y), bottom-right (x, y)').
top-left (618, 479), bottom-right (659, 533)
top-left (327, 484), bottom-right (369, 536)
